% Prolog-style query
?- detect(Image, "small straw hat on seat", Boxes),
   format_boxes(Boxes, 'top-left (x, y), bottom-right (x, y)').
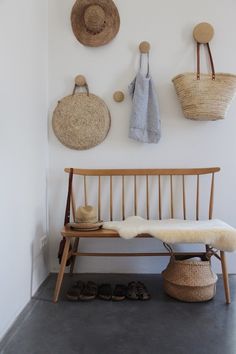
top-left (69, 206), bottom-right (103, 230)
top-left (71, 0), bottom-right (120, 47)
top-left (76, 205), bottom-right (98, 223)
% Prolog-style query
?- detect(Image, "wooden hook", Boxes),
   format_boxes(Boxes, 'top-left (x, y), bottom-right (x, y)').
top-left (193, 22), bottom-right (214, 44)
top-left (139, 41), bottom-right (151, 54)
top-left (75, 75), bottom-right (87, 87)
top-left (113, 91), bottom-right (125, 103)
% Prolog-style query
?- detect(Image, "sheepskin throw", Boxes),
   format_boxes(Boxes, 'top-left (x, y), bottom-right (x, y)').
top-left (103, 216), bottom-right (236, 252)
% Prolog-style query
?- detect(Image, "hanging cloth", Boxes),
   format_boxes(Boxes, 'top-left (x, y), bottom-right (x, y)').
top-left (128, 52), bottom-right (161, 143)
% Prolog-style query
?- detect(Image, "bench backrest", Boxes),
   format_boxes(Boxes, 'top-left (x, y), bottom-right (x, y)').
top-left (65, 167), bottom-right (220, 222)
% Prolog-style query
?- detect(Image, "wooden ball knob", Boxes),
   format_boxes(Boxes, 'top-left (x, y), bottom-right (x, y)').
top-left (75, 75), bottom-right (87, 86)
top-left (139, 41), bottom-right (150, 54)
top-left (113, 91), bottom-right (125, 102)
top-left (193, 22), bottom-right (214, 44)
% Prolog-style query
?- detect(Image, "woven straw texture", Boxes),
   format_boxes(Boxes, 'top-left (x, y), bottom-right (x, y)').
top-left (71, 0), bottom-right (120, 47)
top-left (172, 72), bottom-right (236, 120)
top-left (162, 256), bottom-right (218, 302)
top-left (52, 93), bottom-right (110, 150)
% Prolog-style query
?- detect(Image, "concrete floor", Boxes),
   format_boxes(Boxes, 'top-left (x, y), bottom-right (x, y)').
top-left (0, 274), bottom-right (236, 354)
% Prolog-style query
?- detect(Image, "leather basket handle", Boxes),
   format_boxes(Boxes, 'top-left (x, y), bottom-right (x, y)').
top-left (197, 42), bottom-right (215, 81)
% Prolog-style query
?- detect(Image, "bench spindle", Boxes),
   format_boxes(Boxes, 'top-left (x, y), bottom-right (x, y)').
top-left (98, 176), bottom-right (101, 221)
top-left (158, 175), bottom-right (162, 220)
top-left (209, 173), bottom-right (215, 220)
top-left (146, 175), bottom-right (149, 219)
top-left (196, 175), bottom-right (200, 220)
top-left (110, 176), bottom-right (113, 221)
top-left (84, 176), bottom-right (87, 206)
top-left (182, 175), bottom-right (186, 220)
top-left (122, 176), bottom-right (125, 220)
top-left (170, 175), bottom-right (174, 218)
top-left (134, 175), bottom-right (137, 216)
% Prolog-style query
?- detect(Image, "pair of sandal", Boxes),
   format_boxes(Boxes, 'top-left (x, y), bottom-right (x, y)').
top-left (98, 284), bottom-right (127, 301)
top-left (127, 282), bottom-right (150, 300)
top-left (98, 282), bottom-right (150, 301)
top-left (66, 281), bottom-right (97, 301)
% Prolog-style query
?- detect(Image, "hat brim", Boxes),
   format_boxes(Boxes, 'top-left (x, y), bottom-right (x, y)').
top-left (68, 221), bottom-right (103, 230)
top-left (71, 0), bottom-right (120, 47)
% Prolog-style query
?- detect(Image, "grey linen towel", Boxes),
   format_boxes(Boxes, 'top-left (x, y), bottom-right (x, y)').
top-left (129, 61), bottom-right (161, 143)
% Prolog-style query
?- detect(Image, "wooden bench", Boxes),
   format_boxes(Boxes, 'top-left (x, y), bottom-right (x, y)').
top-left (53, 167), bottom-right (231, 304)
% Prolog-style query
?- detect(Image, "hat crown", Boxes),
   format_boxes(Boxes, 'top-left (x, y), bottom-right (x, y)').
top-left (84, 5), bottom-right (106, 34)
top-left (76, 205), bottom-right (98, 223)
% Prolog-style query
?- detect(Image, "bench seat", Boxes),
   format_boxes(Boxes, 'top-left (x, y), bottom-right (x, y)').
top-left (61, 225), bottom-right (152, 238)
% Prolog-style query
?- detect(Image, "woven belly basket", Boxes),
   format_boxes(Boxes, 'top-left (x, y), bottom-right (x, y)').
top-left (172, 41), bottom-right (236, 121)
top-left (162, 245), bottom-right (217, 302)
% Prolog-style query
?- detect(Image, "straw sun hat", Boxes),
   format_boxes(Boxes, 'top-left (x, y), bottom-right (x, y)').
top-left (69, 206), bottom-right (103, 230)
top-left (71, 0), bottom-right (120, 47)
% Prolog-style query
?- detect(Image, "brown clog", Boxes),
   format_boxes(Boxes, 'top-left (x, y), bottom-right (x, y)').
top-left (98, 284), bottom-right (112, 300)
top-left (66, 281), bottom-right (85, 301)
top-left (79, 281), bottom-right (98, 301)
top-left (136, 282), bottom-right (151, 300)
top-left (112, 284), bottom-right (127, 301)
top-left (127, 282), bottom-right (139, 300)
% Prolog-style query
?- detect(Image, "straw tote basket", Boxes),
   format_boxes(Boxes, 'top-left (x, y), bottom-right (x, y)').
top-left (52, 76), bottom-right (111, 150)
top-left (162, 244), bottom-right (218, 302)
top-left (172, 42), bottom-right (236, 120)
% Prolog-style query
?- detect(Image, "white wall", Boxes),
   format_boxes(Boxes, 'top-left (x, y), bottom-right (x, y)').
top-left (48, 0), bottom-right (236, 274)
top-left (0, 0), bottom-right (48, 341)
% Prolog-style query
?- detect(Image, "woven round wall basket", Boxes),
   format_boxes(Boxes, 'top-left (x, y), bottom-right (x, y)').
top-left (172, 40), bottom-right (236, 121)
top-left (162, 245), bottom-right (218, 302)
top-left (52, 76), bottom-right (111, 150)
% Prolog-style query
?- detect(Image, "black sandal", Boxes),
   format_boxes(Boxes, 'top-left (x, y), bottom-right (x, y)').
top-left (98, 284), bottom-right (112, 300)
top-left (112, 284), bottom-right (127, 301)
top-left (66, 281), bottom-right (84, 301)
top-left (136, 282), bottom-right (151, 300)
top-left (127, 282), bottom-right (139, 300)
top-left (79, 281), bottom-right (98, 301)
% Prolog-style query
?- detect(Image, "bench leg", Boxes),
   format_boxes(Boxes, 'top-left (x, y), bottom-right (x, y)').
top-left (70, 238), bottom-right (80, 276)
top-left (53, 237), bottom-right (70, 303)
top-left (220, 251), bottom-right (231, 304)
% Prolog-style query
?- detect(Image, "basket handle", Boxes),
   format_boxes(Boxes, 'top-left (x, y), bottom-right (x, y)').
top-left (163, 242), bottom-right (174, 256)
top-left (72, 75), bottom-right (90, 96)
top-left (197, 42), bottom-right (215, 81)
top-left (205, 247), bottom-right (218, 260)
top-left (164, 242), bottom-right (216, 261)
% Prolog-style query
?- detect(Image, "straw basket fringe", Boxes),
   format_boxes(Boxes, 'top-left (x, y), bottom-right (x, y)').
top-left (172, 72), bottom-right (236, 120)
top-left (162, 256), bottom-right (218, 302)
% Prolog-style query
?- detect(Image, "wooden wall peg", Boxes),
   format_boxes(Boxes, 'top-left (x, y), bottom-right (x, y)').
top-left (193, 22), bottom-right (214, 43)
top-left (139, 41), bottom-right (151, 54)
top-left (113, 91), bottom-right (125, 103)
top-left (75, 75), bottom-right (87, 86)
top-left (73, 75), bottom-right (89, 95)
